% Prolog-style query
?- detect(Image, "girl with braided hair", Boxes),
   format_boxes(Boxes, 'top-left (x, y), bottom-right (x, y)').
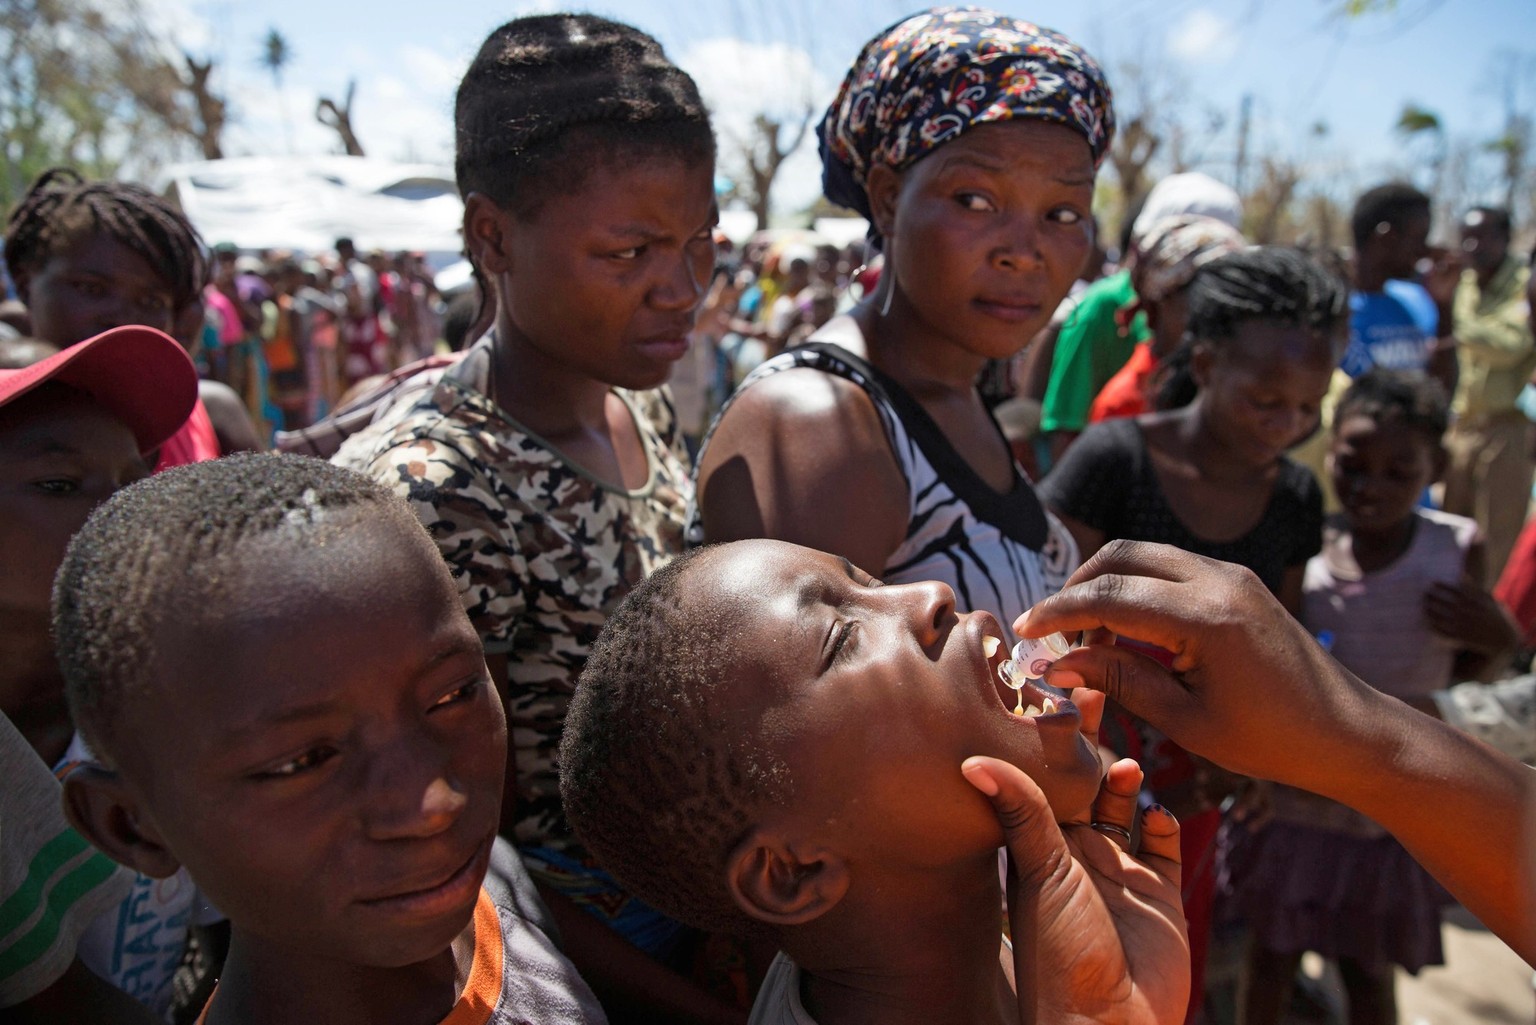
top-left (332, 14), bottom-right (740, 1023)
top-left (1039, 244), bottom-right (1346, 1020)
top-left (4, 167), bottom-right (260, 463)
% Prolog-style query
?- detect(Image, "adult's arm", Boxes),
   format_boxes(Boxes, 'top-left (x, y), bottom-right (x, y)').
top-left (1019, 540), bottom-right (1536, 962)
top-left (197, 380), bottom-right (263, 454)
top-left (695, 368), bottom-right (908, 576)
top-left (1454, 267), bottom-right (1535, 368)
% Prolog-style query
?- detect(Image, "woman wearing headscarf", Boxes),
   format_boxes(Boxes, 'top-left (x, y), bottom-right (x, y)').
top-left (688, 7), bottom-right (1115, 625)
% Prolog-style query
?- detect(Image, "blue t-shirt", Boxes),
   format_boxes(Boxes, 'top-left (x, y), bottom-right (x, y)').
top-left (1341, 279), bottom-right (1439, 378)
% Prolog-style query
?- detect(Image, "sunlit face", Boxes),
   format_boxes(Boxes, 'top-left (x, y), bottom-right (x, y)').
top-left (21, 233), bottom-right (177, 344)
top-left (679, 540), bottom-right (1103, 867)
top-left (1459, 212), bottom-right (1509, 277)
top-left (1384, 207), bottom-right (1431, 280)
top-left (1195, 321), bottom-right (1338, 467)
top-left (876, 120), bottom-right (1096, 360)
top-left (1330, 413), bottom-right (1440, 535)
top-left (113, 515), bottom-right (506, 968)
top-left (486, 154), bottom-right (719, 391)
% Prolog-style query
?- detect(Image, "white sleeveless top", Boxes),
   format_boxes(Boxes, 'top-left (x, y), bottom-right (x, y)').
top-left (1303, 507), bottom-right (1479, 702)
top-left (687, 341), bottom-right (1078, 626)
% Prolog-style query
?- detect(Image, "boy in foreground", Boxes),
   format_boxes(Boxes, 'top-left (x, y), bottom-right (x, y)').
top-left (560, 539), bottom-right (1189, 1025)
top-left (53, 454), bottom-right (604, 1025)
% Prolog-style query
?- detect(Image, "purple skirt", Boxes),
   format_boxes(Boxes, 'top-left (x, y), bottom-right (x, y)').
top-left (1230, 819), bottom-right (1451, 973)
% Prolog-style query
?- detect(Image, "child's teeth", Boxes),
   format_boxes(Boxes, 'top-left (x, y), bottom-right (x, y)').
top-left (1042, 697), bottom-right (1058, 715)
top-left (982, 636), bottom-right (1000, 659)
top-left (1023, 703), bottom-right (1043, 718)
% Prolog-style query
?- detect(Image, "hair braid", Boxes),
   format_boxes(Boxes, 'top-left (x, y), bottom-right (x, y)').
top-left (5, 167), bottom-right (207, 312)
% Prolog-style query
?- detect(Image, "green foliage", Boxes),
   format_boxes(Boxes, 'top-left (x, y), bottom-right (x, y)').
top-left (1334, 0), bottom-right (1400, 15)
top-left (1395, 104), bottom-right (1442, 137)
top-left (0, 0), bottom-right (194, 213)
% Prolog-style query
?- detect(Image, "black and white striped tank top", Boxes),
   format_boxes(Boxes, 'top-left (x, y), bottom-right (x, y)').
top-left (685, 341), bottom-right (1078, 626)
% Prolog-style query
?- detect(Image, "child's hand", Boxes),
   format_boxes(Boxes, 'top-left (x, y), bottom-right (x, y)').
top-left (961, 752), bottom-right (1188, 1025)
top-left (1419, 245), bottom-right (1463, 307)
top-left (1424, 577), bottom-right (1518, 655)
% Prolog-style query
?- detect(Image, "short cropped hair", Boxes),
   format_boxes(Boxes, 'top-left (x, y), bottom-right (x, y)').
top-left (53, 453), bottom-right (429, 766)
top-left (1186, 246), bottom-right (1348, 349)
top-left (455, 14), bottom-right (713, 222)
top-left (4, 168), bottom-right (207, 313)
top-left (560, 548), bottom-right (791, 936)
top-left (1350, 182), bottom-right (1430, 251)
top-left (1334, 368), bottom-right (1449, 442)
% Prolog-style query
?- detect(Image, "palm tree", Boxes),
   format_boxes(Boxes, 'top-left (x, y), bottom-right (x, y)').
top-left (260, 28), bottom-right (293, 153)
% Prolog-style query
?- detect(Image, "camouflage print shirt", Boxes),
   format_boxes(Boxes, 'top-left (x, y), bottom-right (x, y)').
top-left (334, 337), bottom-right (691, 851)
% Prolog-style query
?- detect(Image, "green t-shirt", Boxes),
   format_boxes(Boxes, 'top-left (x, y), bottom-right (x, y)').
top-left (1041, 269), bottom-right (1149, 434)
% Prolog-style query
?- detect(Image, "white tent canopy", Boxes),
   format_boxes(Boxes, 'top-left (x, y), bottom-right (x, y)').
top-left (156, 156), bottom-right (464, 260)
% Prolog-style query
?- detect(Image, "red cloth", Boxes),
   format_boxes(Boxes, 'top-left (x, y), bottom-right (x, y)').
top-left (153, 397), bottom-right (220, 471)
top-left (1089, 342), bottom-right (1157, 423)
top-left (1494, 516), bottom-right (1536, 646)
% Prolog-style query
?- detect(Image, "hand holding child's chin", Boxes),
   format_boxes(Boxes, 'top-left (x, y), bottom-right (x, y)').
top-left (960, 751), bottom-right (1189, 1025)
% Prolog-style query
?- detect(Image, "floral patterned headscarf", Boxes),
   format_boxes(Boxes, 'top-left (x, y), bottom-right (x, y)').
top-left (819, 7), bottom-right (1115, 231)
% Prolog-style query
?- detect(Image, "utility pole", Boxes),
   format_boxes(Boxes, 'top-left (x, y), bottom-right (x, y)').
top-left (1234, 93), bottom-right (1252, 196)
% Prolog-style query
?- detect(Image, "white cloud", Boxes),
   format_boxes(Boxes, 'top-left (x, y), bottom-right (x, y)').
top-left (1167, 9), bottom-right (1239, 65)
top-left (677, 38), bottom-right (832, 217)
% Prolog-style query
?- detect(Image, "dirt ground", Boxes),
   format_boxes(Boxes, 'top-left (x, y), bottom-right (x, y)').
top-left (1280, 906), bottom-right (1534, 1025)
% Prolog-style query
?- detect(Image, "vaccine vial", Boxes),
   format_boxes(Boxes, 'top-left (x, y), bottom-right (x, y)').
top-left (994, 633), bottom-right (1074, 715)
top-left (998, 632), bottom-right (1073, 687)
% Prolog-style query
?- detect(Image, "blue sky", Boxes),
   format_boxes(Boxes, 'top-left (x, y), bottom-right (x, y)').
top-left (163, 0), bottom-right (1535, 222)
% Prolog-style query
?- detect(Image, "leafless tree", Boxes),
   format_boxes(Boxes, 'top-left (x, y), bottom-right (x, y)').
top-left (316, 80), bottom-right (365, 157)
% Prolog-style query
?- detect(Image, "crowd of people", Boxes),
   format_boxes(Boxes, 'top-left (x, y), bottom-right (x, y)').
top-left (1, 8), bottom-right (1533, 1025)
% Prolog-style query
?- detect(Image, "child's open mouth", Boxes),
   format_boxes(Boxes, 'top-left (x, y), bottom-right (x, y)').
top-left (980, 632), bottom-right (1073, 720)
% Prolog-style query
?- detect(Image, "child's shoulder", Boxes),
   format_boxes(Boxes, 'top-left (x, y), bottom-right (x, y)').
top-left (748, 951), bottom-right (814, 1025)
top-left (476, 839), bottom-right (607, 1023)
top-left (1412, 507), bottom-right (1481, 569)
top-left (1415, 506), bottom-right (1479, 545)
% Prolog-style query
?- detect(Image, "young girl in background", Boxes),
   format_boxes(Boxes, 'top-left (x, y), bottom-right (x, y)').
top-left (1238, 369), bottom-right (1516, 1025)
top-left (1042, 246), bottom-right (1342, 610)
top-left (689, 7), bottom-right (1115, 627)
top-left (333, 15), bottom-right (738, 1023)
top-left (1039, 245), bottom-right (1345, 1021)
top-left (4, 168), bottom-right (261, 462)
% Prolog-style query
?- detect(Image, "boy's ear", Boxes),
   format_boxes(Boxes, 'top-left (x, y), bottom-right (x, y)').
top-left (462, 192), bottom-right (514, 276)
top-left (62, 768), bottom-right (183, 880)
top-left (725, 828), bottom-right (850, 927)
top-left (864, 164), bottom-right (902, 245)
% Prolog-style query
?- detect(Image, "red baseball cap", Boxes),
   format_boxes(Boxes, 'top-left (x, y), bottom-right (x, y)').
top-left (0, 325), bottom-right (199, 455)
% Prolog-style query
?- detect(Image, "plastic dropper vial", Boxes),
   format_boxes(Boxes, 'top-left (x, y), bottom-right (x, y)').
top-left (991, 633), bottom-right (1074, 715)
